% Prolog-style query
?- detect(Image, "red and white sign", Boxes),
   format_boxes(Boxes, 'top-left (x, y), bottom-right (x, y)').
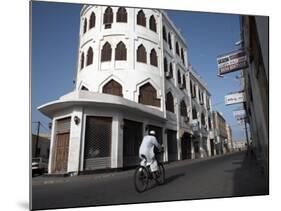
top-left (217, 50), bottom-right (248, 75)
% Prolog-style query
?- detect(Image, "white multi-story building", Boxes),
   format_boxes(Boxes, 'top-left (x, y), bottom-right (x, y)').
top-left (38, 5), bottom-right (213, 175)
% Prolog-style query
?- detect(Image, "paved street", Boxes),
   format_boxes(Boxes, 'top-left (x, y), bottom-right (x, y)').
top-left (32, 151), bottom-right (268, 210)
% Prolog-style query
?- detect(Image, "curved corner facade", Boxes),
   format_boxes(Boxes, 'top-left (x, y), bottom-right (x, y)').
top-left (38, 5), bottom-right (214, 175)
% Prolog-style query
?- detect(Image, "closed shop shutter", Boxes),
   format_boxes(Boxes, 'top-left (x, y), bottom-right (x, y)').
top-left (123, 119), bottom-right (143, 167)
top-left (167, 130), bottom-right (178, 162)
top-left (84, 116), bottom-right (112, 171)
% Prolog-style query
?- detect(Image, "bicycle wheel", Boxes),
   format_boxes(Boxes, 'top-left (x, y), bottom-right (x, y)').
top-left (134, 166), bottom-right (149, 193)
top-left (156, 163), bottom-right (165, 185)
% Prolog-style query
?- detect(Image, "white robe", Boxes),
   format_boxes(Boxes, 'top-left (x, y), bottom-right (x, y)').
top-left (139, 135), bottom-right (161, 172)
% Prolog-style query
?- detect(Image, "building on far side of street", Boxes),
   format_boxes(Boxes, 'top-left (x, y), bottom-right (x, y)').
top-left (232, 140), bottom-right (247, 152)
top-left (226, 124), bottom-right (233, 153)
top-left (212, 111), bottom-right (228, 155)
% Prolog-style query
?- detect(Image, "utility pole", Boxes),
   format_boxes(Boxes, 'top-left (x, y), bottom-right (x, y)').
top-left (35, 121), bottom-right (40, 157)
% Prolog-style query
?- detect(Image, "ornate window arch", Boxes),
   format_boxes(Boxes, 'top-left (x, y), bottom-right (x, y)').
top-left (137, 44), bottom-right (147, 63)
top-left (149, 15), bottom-right (157, 32)
top-left (86, 47), bottom-right (93, 66)
top-left (101, 42), bottom-right (112, 62)
top-left (116, 7), bottom-right (127, 23)
top-left (164, 57), bottom-right (168, 72)
top-left (137, 10), bottom-right (146, 27)
top-left (89, 12), bottom-right (96, 29)
top-left (103, 7), bottom-right (113, 28)
top-left (115, 41), bottom-right (127, 61)
top-left (166, 92), bottom-right (174, 113)
top-left (163, 26), bottom-right (167, 41)
top-left (139, 82), bottom-right (160, 107)
top-left (180, 100), bottom-right (187, 117)
top-left (102, 79), bottom-right (123, 97)
top-left (150, 49), bottom-right (158, 67)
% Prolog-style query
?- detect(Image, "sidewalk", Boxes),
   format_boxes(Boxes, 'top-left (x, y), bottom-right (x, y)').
top-left (32, 151), bottom-right (243, 186)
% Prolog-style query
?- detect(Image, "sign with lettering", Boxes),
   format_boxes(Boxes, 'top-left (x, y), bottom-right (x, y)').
top-left (225, 92), bottom-right (245, 105)
top-left (217, 50), bottom-right (248, 75)
top-left (233, 109), bottom-right (246, 120)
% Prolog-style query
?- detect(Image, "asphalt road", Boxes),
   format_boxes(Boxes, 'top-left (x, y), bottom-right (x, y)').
top-left (31, 152), bottom-right (268, 210)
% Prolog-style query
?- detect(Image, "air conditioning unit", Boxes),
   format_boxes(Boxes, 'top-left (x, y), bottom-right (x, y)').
top-left (165, 71), bottom-right (172, 78)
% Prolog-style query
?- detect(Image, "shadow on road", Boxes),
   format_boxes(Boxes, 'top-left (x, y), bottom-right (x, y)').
top-left (164, 173), bottom-right (185, 185)
top-left (226, 152), bottom-right (269, 197)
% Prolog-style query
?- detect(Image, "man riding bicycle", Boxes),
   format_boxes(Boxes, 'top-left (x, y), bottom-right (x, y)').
top-left (139, 130), bottom-right (162, 179)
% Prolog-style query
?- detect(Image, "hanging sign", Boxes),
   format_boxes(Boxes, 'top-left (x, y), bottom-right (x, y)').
top-left (233, 109), bottom-right (246, 120)
top-left (217, 49), bottom-right (248, 75)
top-left (225, 92), bottom-right (245, 105)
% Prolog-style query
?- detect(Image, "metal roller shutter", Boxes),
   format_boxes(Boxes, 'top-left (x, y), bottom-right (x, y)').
top-left (84, 116), bottom-right (112, 171)
top-left (167, 130), bottom-right (178, 162)
top-left (123, 119), bottom-right (143, 167)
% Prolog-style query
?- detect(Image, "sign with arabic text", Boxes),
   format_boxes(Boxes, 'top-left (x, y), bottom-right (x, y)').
top-left (225, 92), bottom-right (245, 105)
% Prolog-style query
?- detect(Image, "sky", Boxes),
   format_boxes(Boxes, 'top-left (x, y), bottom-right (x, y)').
top-left (31, 1), bottom-right (247, 140)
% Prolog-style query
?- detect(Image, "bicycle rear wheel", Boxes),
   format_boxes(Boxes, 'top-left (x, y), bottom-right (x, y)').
top-left (156, 163), bottom-right (165, 185)
top-left (134, 166), bottom-right (149, 193)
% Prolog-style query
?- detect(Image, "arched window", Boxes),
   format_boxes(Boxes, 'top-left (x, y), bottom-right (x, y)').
top-left (177, 70), bottom-right (181, 84)
top-left (83, 19), bottom-right (87, 34)
top-left (168, 32), bottom-right (172, 49)
top-left (116, 7), bottom-right (127, 23)
top-left (89, 12), bottom-right (96, 29)
top-left (192, 107), bottom-right (197, 119)
top-left (190, 80), bottom-right (193, 95)
top-left (164, 57), bottom-right (168, 72)
top-left (115, 41), bottom-right (127, 61)
top-left (139, 83), bottom-right (160, 107)
top-left (181, 48), bottom-right (185, 64)
top-left (180, 100), bottom-right (187, 117)
top-left (103, 7), bottom-right (113, 28)
top-left (137, 44), bottom-right (147, 63)
top-left (169, 63), bottom-right (173, 78)
top-left (101, 42), bottom-right (112, 62)
top-left (80, 52), bottom-right (84, 70)
top-left (137, 10), bottom-right (146, 27)
top-left (86, 47), bottom-right (93, 66)
top-left (102, 79), bottom-right (123, 97)
top-left (163, 26), bottom-right (167, 41)
top-left (81, 85), bottom-right (89, 91)
top-left (182, 75), bottom-right (186, 89)
top-left (201, 113), bottom-right (206, 126)
top-left (150, 49), bottom-right (158, 67)
top-left (166, 92), bottom-right (174, 113)
top-left (176, 42), bottom-right (180, 55)
top-left (149, 15), bottom-right (157, 32)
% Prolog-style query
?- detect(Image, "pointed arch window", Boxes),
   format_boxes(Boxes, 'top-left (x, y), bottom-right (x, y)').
top-left (150, 49), bottom-right (158, 67)
top-left (181, 48), bottom-right (185, 64)
top-left (115, 41), bottom-right (127, 61)
top-left (176, 42), bottom-right (180, 55)
top-left (168, 32), bottom-right (172, 49)
top-left (102, 79), bottom-right (123, 97)
top-left (182, 75), bottom-right (186, 89)
top-left (101, 42), bottom-right (112, 62)
top-left (116, 7), bottom-right (127, 23)
top-left (137, 10), bottom-right (146, 27)
top-left (177, 70), bottom-right (181, 84)
top-left (89, 12), bottom-right (96, 29)
top-left (163, 26), bottom-right (167, 41)
top-left (169, 63), bottom-right (174, 78)
top-left (83, 19), bottom-right (87, 34)
top-left (80, 52), bottom-right (84, 70)
top-left (137, 44), bottom-right (147, 63)
top-left (103, 7), bottom-right (113, 29)
top-left (180, 100), bottom-right (187, 117)
top-left (149, 15), bottom-right (157, 32)
top-left (166, 92), bottom-right (174, 113)
top-left (192, 107), bottom-right (197, 119)
top-left (164, 57), bottom-right (168, 73)
top-left (86, 47), bottom-right (93, 66)
top-left (139, 82), bottom-right (160, 107)
top-left (201, 113), bottom-right (206, 126)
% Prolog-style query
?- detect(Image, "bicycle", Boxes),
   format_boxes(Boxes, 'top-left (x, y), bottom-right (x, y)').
top-left (134, 150), bottom-right (165, 193)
